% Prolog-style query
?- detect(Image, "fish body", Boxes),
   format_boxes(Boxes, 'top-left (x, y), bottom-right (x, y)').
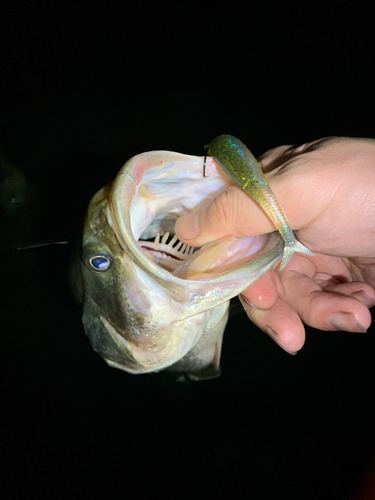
top-left (81, 149), bottom-right (284, 379)
top-left (207, 134), bottom-right (313, 269)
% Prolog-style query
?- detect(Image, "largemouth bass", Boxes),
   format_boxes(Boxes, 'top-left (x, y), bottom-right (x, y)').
top-left (207, 135), bottom-right (313, 269)
top-left (81, 148), bottom-right (284, 380)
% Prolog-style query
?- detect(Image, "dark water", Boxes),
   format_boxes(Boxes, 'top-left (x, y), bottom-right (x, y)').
top-left (1, 4), bottom-right (375, 499)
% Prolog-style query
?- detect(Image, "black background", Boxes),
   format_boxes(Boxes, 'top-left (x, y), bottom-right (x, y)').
top-left (1, 2), bottom-right (375, 499)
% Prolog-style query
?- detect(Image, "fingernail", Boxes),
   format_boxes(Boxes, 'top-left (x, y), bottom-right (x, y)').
top-left (328, 312), bottom-right (367, 333)
top-left (350, 291), bottom-right (375, 308)
top-left (175, 212), bottom-right (200, 240)
top-left (240, 295), bottom-right (258, 309)
top-left (265, 327), bottom-right (297, 355)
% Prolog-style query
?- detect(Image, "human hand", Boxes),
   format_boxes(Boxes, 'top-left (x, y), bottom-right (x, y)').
top-left (175, 137), bottom-right (375, 354)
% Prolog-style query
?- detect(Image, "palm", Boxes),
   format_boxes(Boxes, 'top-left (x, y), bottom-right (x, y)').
top-left (344, 257), bottom-right (375, 287)
top-left (241, 251), bottom-right (375, 354)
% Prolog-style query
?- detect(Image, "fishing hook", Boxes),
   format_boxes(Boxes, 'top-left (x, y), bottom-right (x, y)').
top-left (203, 154), bottom-right (207, 177)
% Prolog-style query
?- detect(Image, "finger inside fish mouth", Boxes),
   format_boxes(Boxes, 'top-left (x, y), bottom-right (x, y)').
top-left (133, 209), bottom-right (271, 281)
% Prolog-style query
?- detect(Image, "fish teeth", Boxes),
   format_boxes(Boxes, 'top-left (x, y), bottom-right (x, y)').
top-left (169, 234), bottom-right (178, 247)
top-left (175, 241), bottom-right (183, 251)
top-left (161, 232), bottom-right (170, 244)
top-left (154, 232), bottom-right (160, 245)
top-left (180, 243), bottom-right (186, 254)
top-left (189, 246), bottom-right (195, 254)
top-left (184, 245), bottom-right (191, 254)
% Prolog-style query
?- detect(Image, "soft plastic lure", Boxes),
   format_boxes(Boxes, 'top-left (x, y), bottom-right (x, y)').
top-left (207, 134), bottom-right (313, 270)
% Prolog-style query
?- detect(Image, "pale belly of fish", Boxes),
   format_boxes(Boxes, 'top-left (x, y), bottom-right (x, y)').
top-left (80, 150), bottom-right (283, 380)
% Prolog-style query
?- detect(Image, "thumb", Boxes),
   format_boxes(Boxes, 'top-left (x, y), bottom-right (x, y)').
top-left (175, 185), bottom-right (276, 247)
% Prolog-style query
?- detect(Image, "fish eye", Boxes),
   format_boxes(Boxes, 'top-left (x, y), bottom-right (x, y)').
top-left (87, 254), bottom-right (111, 272)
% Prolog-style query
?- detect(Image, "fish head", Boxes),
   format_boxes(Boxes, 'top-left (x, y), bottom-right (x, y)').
top-left (81, 151), bottom-right (284, 376)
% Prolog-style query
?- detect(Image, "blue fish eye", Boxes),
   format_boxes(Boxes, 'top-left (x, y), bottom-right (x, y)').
top-left (88, 255), bottom-right (111, 271)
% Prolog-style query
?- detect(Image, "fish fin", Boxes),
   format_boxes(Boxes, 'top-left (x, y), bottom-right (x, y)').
top-left (280, 241), bottom-right (313, 270)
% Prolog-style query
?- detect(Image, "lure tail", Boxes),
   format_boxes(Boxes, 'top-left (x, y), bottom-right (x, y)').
top-left (280, 240), bottom-right (314, 270)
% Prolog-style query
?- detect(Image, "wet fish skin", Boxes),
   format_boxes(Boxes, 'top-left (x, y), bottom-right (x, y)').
top-left (207, 134), bottom-right (313, 269)
top-left (81, 150), bottom-right (284, 380)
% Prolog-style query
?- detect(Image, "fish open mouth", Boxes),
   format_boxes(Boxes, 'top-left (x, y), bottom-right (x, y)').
top-left (109, 150), bottom-right (283, 283)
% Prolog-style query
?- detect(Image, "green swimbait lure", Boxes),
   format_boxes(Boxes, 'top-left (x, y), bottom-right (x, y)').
top-left (207, 134), bottom-right (313, 270)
